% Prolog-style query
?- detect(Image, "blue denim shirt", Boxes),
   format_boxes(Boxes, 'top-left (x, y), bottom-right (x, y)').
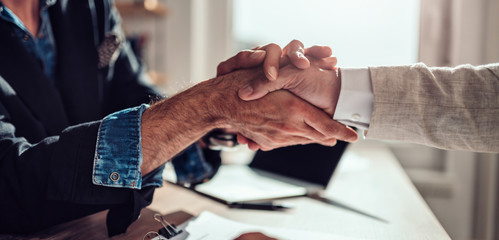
top-left (0, 0), bottom-right (214, 190)
top-left (0, 0), bottom-right (57, 83)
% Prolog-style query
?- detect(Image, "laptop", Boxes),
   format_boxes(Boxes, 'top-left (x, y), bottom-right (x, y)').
top-left (191, 142), bottom-right (349, 203)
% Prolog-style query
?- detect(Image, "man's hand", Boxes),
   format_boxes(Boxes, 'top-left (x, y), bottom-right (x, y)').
top-left (217, 40), bottom-right (337, 81)
top-left (239, 62), bottom-right (341, 116)
top-left (207, 68), bottom-right (356, 151)
top-left (216, 40), bottom-right (345, 148)
top-left (234, 232), bottom-right (278, 240)
top-left (219, 40), bottom-right (344, 117)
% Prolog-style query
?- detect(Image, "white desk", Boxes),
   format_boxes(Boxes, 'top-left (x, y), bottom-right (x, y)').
top-left (149, 140), bottom-right (450, 239)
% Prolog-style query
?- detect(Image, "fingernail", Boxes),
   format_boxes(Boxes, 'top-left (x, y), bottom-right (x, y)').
top-left (239, 84), bottom-right (253, 97)
top-left (297, 52), bottom-right (306, 59)
top-left (251, 50), bottom-right (266, 60)
top-left (268, 66), bottom-right (277, 80)
top-left (348, 133), bottom-right (359, 142)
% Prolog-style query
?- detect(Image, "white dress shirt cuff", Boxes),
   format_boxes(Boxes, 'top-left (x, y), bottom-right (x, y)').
top-left (333, 68), bottom-right (373, 130)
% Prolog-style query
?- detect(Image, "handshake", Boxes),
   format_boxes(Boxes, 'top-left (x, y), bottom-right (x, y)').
top-left (212, 40), bottom-right (359, 151)
top-left (141, 39), bottom-right (359, 175)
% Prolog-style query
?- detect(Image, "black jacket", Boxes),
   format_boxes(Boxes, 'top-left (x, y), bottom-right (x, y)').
top-left (0, 0), bottom-right (163, 236)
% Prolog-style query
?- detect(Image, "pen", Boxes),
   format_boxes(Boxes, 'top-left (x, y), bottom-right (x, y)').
top-left (227, 201), bottom-right (293, 211)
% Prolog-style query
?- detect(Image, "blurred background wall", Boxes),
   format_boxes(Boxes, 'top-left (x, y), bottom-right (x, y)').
top-left (116, 0), bottom-right (499, 239)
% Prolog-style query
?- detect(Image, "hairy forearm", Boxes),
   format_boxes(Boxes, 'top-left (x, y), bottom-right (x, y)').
top-left (140, 79), bottom-right (226, 175)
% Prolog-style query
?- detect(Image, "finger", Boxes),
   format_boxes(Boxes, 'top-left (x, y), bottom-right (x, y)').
top-left (258, 43), bottom-right (282, 81)
top-left (238, 75), bottom-right (286, 101)
top-left (234, 232), bottom-right (278, 240)
top-left (247, 141), bottom-right (261, 151)
top-left (263, 136), bottom-right (338, 150)
top-left (311, 119), bottom-right (358, 143)
top-left (239, 124), bottom-right (338, 150)
top-left (314, 56), bottom-right (338, 70)
top-left (222, 128), bottom-right (239, 134)
top-left (283, 40), bottom-right (310, 69)
top-left (237, 134), bottom-right (263, 150)
top-left (303, 109), bottom-right (359, 142)
top-left (236, 134), bottom-right (250, 145)
top-left (258, 136), bottom-right (309, 151)
top-left (267, 118), bottom-right (338, 147)
top-left (275, 137), bottom-right (338, 148)
top-left (318, 137), bottom-right (338, 147)
top-left (278, 55), bottom-right (290, 68)
top-left (249, 127), bottom-right (339, 151)
top-left (304, 45), bottom-right (333, 58)
top-left (293, 123), bottom-right (332, 144)
top-left (216, 50), bottom-right (266, 76)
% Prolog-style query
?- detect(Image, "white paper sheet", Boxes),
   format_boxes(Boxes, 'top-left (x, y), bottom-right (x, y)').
top-left (154, 211), bottom-right (360, 240)
top-left (194, 165), bottom-right (307, 202)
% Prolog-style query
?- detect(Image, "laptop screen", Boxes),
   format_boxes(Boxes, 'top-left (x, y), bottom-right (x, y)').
top-left (249, 142), bottom-right (349, 187)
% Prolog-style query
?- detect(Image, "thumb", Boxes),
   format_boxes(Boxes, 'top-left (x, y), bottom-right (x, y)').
top-left (238, 77), bottom-right (285, 101)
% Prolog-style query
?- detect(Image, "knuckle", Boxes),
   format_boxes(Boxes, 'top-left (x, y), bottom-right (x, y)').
top-left (284, 97), bottom-right (300, 109)
top-left (290, 39), bottom-right (305, 49)
top-left (290, 39), bottom-right (303, 45)
top-left (216, 62), bottom-right (227, 74)
top-left (253, 45), bottom-right (264, 50)
top-left (265, 43), bottom-right (281, 51)
top-left (235, 51), bottom-right (248, 61)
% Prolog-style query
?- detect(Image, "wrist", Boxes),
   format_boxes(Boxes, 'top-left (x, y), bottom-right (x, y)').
top-left (188, 79), bottom-right (232, 129)
top-left (330, 68), bottom-right (341, 116)
top-left (140, 82), bottom-right (224, 174)
top-left (310, 67), bottom-right (340, 117)
top-left (200, 70), bottom-right (262, 130)
top-left (142, 92), bottom-right (217, 138)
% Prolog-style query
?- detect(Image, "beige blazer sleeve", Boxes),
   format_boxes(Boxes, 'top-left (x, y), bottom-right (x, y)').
top-left (366, 63), bottom-right (499, 153)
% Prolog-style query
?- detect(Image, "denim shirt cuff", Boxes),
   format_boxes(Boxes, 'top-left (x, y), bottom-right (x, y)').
top-left (92, 104), bottom-right (163, 189)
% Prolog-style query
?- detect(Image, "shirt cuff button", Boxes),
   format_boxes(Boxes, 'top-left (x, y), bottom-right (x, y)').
top-left (110, 172), bottom-right (120, 182)
top-left (351, 113), bottom-right (361, 121)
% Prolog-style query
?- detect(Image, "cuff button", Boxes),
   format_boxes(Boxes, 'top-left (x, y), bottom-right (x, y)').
top-left (110, 172), bottom-right (120, 181)
top-left (351, 113), bottom-right (361, 121)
